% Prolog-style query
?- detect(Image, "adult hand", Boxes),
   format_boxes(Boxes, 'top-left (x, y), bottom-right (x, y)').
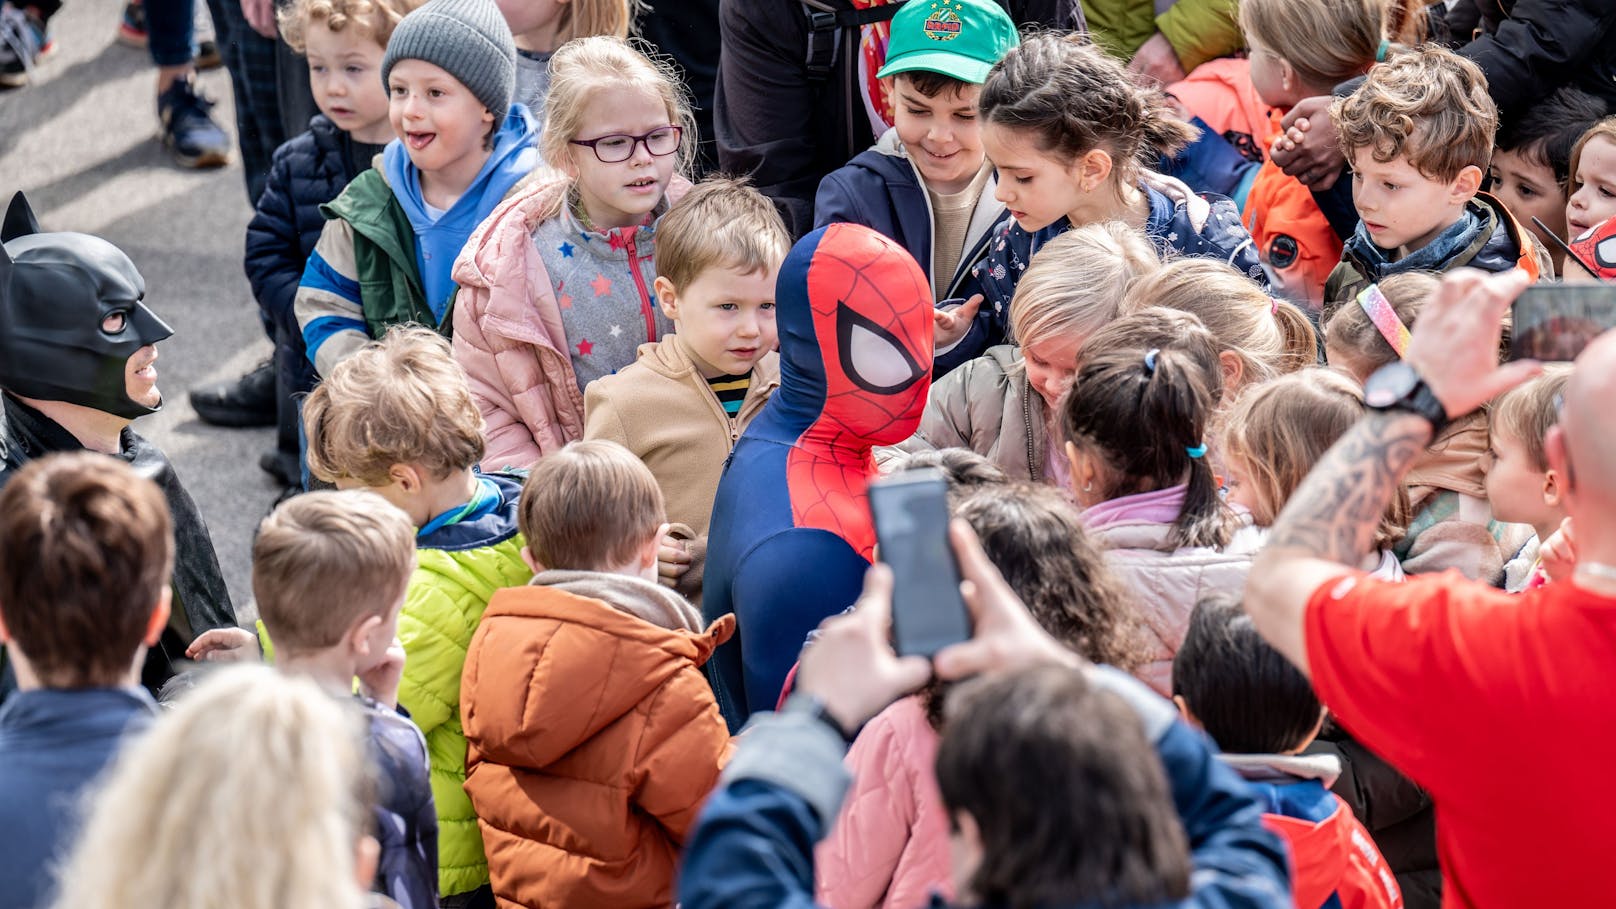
top-left (797, 565), bottom-right (932, 736)
top-left (1271, 96), bottom-right (1344, 190)
top-left (1541, 517), bottom-right (1578, 582)
top-left (186, 627), bottom-right (260, 663)
top-left (1406, 269), bottom-right (1542, 418)
top-left (933, 520), bottom-right (1080, 680)
top-left (358, 637), bottom-right (407, 710)
top-left (242, 0), bottom-right (278, 40)
top-left (1126, 32), bottom-right (1187, 86)
top-left (933, 294), bottom-right (983, 350)
top-left (657, 534), bottom-right (692, 587)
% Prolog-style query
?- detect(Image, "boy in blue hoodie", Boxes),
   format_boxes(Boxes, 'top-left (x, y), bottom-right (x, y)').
top-left (1174, 596), bottom-right (1402, 909)
top-left (812, 0), bottom-right (1018, 314)
top-left (295, 0), bottom-right (541, 379)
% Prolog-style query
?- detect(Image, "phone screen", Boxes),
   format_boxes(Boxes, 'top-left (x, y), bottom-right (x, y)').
top-left (1510, 284), bottom-right (1616, 362)
top-left (869, 469), bottom-right (971, 658)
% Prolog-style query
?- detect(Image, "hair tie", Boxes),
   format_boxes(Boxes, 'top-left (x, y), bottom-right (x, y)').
top-left (1376, 39), bottom-right (1390, 62)
top-left (1143, 348), bottom-right (1159, 374)
top-left (1356, 284), bottom-right (1411, 358)
top-left (1269, 297), bottom-right (1281, 315)
top-left (1186, 443), bottom-right (1208, 460)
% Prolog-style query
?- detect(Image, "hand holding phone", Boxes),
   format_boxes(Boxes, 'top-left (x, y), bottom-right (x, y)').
top-left (868, 469), bottom-right (972, 657)
top-left (1510, 284), bottom-right (1616, 362)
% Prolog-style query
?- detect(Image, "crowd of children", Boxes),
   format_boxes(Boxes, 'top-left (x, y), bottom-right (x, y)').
top-left (6, 0), bottom-right (1616, 905)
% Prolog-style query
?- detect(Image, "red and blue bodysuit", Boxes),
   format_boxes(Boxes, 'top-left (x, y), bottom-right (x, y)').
top-left (702, 222), bottom-right (933, 731)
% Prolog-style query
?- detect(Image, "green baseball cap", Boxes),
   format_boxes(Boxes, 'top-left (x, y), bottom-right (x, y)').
top-left (876, 0), bottom-right (1020, 85)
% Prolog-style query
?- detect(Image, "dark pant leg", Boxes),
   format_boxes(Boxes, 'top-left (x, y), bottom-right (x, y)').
top-left (274, 30), bottom-right (316, 138)
top-left (211, 0), bottom-right (283, 201)
top-left (143, 0), bottom-right (193, 66)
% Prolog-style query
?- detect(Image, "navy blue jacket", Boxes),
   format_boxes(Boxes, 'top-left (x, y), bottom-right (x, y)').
top-left (952, 174), bottom-right (1266, 367)
top-left (814, 129), bottom-right (1006, 309)
top-left (244, 115), bottom-right (371, 325)
top-left (0, 688), bottom-right (156, 909)
top-left (360, 697), bottom-right (440, 909)
top-left (678, 668), bottom-right (1292, 909)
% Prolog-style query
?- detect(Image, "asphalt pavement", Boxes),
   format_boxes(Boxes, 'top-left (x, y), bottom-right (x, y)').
top-left (2, 0), bottom-right (278, 620)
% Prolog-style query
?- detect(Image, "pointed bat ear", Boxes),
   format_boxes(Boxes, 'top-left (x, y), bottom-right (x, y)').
top-left (2, 193), bottom-right (41, 243)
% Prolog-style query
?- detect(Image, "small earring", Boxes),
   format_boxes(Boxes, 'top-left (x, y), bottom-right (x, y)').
top-left (1081, 481), bottom-right (1093, 493)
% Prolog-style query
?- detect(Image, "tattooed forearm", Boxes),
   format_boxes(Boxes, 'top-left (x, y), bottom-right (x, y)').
top-left (1266, 411), bottom-right (1433, 566)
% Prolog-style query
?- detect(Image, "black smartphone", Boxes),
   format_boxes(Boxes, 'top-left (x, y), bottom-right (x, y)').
top-left (1509, 284), bottom-right (1616, 362)
top-left (868, 469), bottom-right (972, 658)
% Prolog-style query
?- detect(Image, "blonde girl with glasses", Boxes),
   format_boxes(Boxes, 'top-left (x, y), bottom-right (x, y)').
top-left (453, 35), bottom-right (697, 470)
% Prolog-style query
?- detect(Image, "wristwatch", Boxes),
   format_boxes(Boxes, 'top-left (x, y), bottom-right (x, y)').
top-left (1363, 361), bottom-right (1450, 434)
top-left (783, 694), bottom-right (858, 744)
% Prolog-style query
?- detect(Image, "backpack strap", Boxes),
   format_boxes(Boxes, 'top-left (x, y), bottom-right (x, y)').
top-left (802, 0), bottom-right (907, 81)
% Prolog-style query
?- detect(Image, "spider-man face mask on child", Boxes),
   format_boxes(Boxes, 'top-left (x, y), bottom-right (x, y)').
top-left (0, 193), bottom-right (173, 420)
top-left (772, 222), bottom-right (934, 446)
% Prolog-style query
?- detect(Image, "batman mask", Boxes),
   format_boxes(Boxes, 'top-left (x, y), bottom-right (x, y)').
top-left (0, 193), bottom-right (174, 419)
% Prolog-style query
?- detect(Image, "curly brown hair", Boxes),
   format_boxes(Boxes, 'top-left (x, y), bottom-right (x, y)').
top-left (278, 0), bottom-right (411, 52)
top-left (1330, 45), bottom-right (1497, 182)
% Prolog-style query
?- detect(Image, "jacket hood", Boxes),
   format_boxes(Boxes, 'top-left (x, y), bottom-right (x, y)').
top-left (384, 104), bottom-right (541, 234)
top-left (466, 576), bottom-right (734, 766)
top-left (637, 336), bottom-right (784, 388)
top-left (1222, 752), bottom-right (1342, 788)
top-left (1141, 170), bottom-right (1212, 235)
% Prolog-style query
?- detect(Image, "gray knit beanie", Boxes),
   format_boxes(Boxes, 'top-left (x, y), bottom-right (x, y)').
top-left (381, 0), bottom-right (516, 121)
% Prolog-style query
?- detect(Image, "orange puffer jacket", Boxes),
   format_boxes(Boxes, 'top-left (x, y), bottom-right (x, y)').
top-left (461, 571), bottom-right (735, 909)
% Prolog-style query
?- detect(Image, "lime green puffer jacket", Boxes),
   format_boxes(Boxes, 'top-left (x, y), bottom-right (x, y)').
top-left (396, 474), bottom-right (533, 897)
top-left (1083, 0), bottom-right (1242, 74)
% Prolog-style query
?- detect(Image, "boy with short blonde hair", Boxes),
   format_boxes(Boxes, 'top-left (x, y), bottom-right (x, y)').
top-left (1485, 365), bottom-right (1574, 592)
top-left (1324, 46), bottom-right (1552, 312)
top-left (301, 326), bottom-right (530, 902)
top-left (463, 439), bottom-right (732, 908)
top-left (584, 177), bottom-right (789, 602)
top-left (253, 490), bottom-right (439, 908)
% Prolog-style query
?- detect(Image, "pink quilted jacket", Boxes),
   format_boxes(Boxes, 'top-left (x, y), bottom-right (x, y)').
top-left (451, 175), bottom-right (691, 471)
top-left (815, 695), bottom-right (953, 909)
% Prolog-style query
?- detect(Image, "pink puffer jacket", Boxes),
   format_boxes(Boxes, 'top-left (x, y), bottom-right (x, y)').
top-left (815, 695), bottom-right (953, 909)
top-left (451, 175), bottom-right (691, 471)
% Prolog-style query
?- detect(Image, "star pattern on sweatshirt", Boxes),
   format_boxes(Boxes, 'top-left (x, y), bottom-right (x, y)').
top-left (559, 293), bottom-right (573, 310)
top-left (610, 324), bottom-right (623, 338)
top-left (591, 273), bottom-right (612, 296)
top-left (558, 241), bottom-right (575, 258)
top-left (578, 338), bottom-right (594, 356)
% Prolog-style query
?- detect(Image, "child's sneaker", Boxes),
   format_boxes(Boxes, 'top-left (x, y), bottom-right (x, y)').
top-left (0, 3), bottom-right (52, 90)
top-left (116, 0), bottom-right (147, 47)
top-left (157, 74), bottom-right (232, 167)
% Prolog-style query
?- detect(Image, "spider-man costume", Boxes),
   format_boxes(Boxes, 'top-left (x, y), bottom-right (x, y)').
top-left (703, 222), bottom-right (933, 731)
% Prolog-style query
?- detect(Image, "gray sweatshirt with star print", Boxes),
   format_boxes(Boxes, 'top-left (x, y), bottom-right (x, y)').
top-left (531, 203), bottom-right (675, 392)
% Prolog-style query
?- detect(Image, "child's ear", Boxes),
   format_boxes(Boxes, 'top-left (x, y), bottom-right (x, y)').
top-left (347, 613), bottom-right (384, 657)
top-left (1072, 148), bottom-right (1114, 195)
top-left (389, 463), bottom-right (422, 494)
top-left (144, 586), bottom-right (173, 648)
top-left (1543, 467), bottom-right (1564, 508)
top-left (653, 275), bottom-right (680, 320)
top-left (520, 545), bottom-right (543, 575)
top-left (1217, 350), bottom-right (1245, 399)
top-left (1171, 694), bottom-right (1199, 728)
top-left (1451, 164), bottom-right (1485, 202)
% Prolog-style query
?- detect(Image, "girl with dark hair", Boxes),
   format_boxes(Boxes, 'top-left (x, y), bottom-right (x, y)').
top-left (945, 33), bottom-right (1265, 362)
top-left (1061, 344), bottom-right (1260, 695)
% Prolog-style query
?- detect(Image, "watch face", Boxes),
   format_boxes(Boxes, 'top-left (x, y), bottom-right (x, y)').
top-left (1365, 362), bottom-right (1418, 408)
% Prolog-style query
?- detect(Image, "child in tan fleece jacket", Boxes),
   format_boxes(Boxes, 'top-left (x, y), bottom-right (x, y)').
top-left (583, 178), bottom-right (791, 603)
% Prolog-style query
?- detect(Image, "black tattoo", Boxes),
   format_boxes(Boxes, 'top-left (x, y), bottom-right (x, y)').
top-left (1266, 411), bottom-right (1433, 565)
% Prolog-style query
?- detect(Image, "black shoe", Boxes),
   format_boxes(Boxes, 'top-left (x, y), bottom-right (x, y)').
top-left (258, 449), bottom-right (300, 487)
top-left (191, 361), bottom-right (276, 427)
top-left (157, 74), bottom-right (231, 168)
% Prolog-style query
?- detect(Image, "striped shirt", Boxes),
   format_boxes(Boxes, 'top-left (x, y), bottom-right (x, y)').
top-left (707, 372), bottom-right (752, 417)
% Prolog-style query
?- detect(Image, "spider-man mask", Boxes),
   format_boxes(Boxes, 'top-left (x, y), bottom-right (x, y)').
top-left (773, 222), bottom-right (934, 445)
